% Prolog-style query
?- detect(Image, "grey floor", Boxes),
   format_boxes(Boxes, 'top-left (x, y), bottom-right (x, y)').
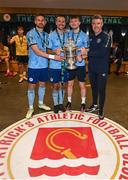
top-left (0, 72), bottom-right (128, 132)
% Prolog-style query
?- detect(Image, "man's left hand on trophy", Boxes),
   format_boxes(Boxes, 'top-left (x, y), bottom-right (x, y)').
top-left (50, 48), bottom-right (64, 61)
top-left (81, 48), bottom-right (88, 59)
top-left (54, 48), bottom-right (63, 55)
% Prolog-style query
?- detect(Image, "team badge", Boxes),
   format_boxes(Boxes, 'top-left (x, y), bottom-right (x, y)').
top-left (50, 77), bottom-right (54, 82)
top-left (97, 38), bottom-right (101, 43)
top-left (29, 77), bottom-right (33, 82)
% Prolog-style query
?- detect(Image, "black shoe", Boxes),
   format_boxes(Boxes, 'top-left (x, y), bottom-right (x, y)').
top-left (54, 105), bottom-right (59, 113)
top-left (98, 110), bottom-right (104, 120)
top-left (65, 102), bottom-right (71, 111)
top-left (115, 72), bottom-right (120, 76)
top-left (80, 103), bottom-right (86, 112)
top-left (59, 104), bottom-right (66, 112)
top-left (87, 104), bottom-right (99, 113)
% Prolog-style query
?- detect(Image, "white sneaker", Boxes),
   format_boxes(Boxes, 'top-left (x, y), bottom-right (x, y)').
top-left (25, 109), bottom-right (34, 119)
top-left (38, 104), bottom-right (51, 111)
top-left (19, 77), bottom-right (24, 83)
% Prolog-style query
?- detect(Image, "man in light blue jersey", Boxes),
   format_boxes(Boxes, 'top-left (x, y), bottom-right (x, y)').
top-left (48, 15), bottom-right (68, 113)
top-left (26, 14), bottom-right (64, 118)
top-left (65, 16), bottom-right (89, 112)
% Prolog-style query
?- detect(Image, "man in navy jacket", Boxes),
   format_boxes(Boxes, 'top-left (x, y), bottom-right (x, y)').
top-left (88, 14), bottom-right (111, 120)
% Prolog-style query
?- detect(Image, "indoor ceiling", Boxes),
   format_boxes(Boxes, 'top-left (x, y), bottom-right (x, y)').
top-left (0, 0), bottom-right (128, 10)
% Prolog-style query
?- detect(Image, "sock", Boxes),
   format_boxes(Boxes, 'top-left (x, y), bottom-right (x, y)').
top-left (62, 88), bottom-right (65, 101)
top-left (19, 74), bottom-right (23, 78)
top-left (68, 97), bottom-right (71, 103)
top-left (7, 69), bottom-right (10, 73)
top-left (58, 88), bottom-right (65, 104)
top-left (29, 105), bottom-right (34, 109)
top-left (23, 71), bottom-right (26, 76)
top-left (38, 86), bottom-right (45, 105)
top-left (28, 89), bottom-right (35, 109)
top-left (94, 104), bottom-right (98, 107)
top-left (52, 90), bottom-right (59, 106)
top-left (81, 97), bottom-right (86, 104)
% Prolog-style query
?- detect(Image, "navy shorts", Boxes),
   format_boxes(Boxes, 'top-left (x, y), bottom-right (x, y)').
top-left (49, 69), bottom-right (68, 83)
top-left (28, 68), bottom-right (49, 84)
top-left (16, 55), bottom-right (28, 64)
top-left (67, 66), bottom-right (86, 82)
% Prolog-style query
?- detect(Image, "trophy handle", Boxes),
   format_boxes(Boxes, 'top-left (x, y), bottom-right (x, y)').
top-left (76, 48), bottom-right (83, 62)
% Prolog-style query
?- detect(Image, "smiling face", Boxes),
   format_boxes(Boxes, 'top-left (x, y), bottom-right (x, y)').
top-left (35, 15), bottom-right (46, 29)
top-left (56, 16), bottom-right (66, 31)
top-left (92, 18), bottom-right (103, 35)
top-left (69, 17), bottom-right (81, 30)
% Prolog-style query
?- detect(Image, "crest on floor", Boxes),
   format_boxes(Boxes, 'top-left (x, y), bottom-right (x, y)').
top-left (0, 111), bottom-right (128, 179)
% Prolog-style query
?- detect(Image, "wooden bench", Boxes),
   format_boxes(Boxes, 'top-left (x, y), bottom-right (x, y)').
top-left (0, 60), bottom-right (19, 72)
top-left (85, 58), bottom-right (128, 73)
top-left (123, 61), bottom-right (128, 72)
top-left (110, 61), bottom-right (128, 73)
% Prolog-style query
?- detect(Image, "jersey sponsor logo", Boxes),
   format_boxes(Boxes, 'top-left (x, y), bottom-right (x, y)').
top-left (0, 111), bottom-right (128, 179)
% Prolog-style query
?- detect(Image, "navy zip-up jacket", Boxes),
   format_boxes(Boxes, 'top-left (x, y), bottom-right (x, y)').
top-left (88, 31), bottom-right (111, 73)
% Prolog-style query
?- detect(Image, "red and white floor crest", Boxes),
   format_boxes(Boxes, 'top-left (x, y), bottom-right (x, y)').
top-left (0, 111), bottom-right (128, 179)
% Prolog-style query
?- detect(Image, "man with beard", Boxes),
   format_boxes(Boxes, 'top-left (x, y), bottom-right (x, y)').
top-left (26, 14), bottom-right (64, 118)
top-left (48, 15), bottom-right (68, 113)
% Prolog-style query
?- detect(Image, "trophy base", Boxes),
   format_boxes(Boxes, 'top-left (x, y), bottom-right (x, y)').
top-left (66, 65), bottom-right (77, 70)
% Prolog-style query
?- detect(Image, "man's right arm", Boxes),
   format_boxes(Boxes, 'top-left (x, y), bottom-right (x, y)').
top-left (27, 30), bottom-right (64, 61)
top-left (31, 44), bottom-right (64, 61)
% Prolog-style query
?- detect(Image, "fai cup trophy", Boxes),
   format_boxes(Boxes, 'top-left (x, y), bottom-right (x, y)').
top-left (64, 38), bottom-right (77, 70)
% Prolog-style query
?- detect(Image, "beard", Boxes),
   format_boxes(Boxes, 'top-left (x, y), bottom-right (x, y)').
top-left (57, 25), bottom-right (65, 31)
top-left (36, 24), bottom-right (44, 29)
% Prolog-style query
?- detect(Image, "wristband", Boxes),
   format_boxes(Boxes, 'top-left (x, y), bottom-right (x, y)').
top-left (49, 54), bottom-right (55, 59)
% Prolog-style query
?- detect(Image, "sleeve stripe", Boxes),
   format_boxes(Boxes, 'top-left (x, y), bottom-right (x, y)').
top-left (29, 43), bottom-right (37, 47)
top-left (105, 34), bottom-right (111, 48)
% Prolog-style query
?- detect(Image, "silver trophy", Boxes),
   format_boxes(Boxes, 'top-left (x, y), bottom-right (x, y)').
top-left (64, 38), bottom-right (77, 70)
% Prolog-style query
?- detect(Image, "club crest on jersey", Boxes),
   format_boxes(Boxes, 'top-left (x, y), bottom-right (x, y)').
top-left (97, 38), bottom-right (101, 43)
